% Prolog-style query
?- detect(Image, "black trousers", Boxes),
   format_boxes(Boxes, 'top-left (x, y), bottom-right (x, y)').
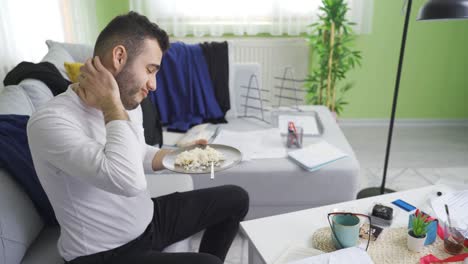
top-left (68, 185), bottom-right (249, 264)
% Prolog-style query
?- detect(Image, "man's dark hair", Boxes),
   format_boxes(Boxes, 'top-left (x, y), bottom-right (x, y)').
top-left (94, 11), bottom-right (170, 62)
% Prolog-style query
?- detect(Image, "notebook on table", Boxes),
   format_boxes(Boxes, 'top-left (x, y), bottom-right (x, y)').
top-left (288, 140), bottom-right (348, 172)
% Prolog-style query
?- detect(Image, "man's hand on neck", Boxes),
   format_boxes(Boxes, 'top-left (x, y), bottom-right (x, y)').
top-left (76, 57), bottom-right (129, 124)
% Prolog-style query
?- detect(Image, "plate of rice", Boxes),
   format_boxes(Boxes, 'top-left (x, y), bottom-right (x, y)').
top-left (163, 144), bottom-right (242, 174)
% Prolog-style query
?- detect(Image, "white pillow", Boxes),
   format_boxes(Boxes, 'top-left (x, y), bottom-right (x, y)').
top-left (46, 40), bottom-right (93, 63)
top-left (41, 43), bottom-right (74, 81)
top-left (0, 85), bottom-right (35, 116)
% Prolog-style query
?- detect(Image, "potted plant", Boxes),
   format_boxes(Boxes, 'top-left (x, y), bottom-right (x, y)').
top-left (407, 210), bottom-right (432, 252)
top-left (305, 0), bottom-right (362, 117)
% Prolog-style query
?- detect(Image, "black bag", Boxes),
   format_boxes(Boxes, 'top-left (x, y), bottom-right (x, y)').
top-left (140, 97), bottom-right (163, 147)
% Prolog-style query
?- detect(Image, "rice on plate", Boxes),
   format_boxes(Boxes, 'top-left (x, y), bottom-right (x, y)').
top-left (174, 145), bottom-right (225, 171)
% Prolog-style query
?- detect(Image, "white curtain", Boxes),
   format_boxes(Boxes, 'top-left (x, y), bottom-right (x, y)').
top-left (130, 0), bottom-right (374, 37)
top-left (0, 0), bottom-right (97, 91)
top-left (0, 0), bottom-right (64, 91)
top-left (61, 0), bottom-right (99, 45)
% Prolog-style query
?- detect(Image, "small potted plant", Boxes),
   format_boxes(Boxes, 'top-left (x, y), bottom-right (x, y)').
top-left (407, 209), bottom-right (432, 252)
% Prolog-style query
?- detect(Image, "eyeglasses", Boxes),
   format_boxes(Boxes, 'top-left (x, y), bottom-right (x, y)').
top-left (327, 212), bottom-right (372, 251)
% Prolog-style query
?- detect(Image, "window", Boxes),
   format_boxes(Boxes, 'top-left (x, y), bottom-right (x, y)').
top-left (130, 0), bottom-right (373, 37)
top-left (0, 0), bottom-right (97, 91)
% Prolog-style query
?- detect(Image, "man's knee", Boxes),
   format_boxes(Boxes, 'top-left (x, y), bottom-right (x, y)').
top-left (193, 253), bottom-right (223, 264)
top-left (224, 185), bottom-right (249, 218)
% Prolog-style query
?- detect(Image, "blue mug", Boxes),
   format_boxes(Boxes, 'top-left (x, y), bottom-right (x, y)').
top-left (331, 214), bottom-right (360, 249)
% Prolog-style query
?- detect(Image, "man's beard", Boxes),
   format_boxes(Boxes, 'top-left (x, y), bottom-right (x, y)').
top-left (115, 65), bottom-right (141, 110)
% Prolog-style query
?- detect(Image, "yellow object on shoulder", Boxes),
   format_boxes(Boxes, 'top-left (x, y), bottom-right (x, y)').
top-left (64, 62), bottom-right (84, 83)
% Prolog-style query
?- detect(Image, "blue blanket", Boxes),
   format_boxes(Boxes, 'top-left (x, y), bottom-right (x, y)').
top-left (0, 115), bottom-right (57, 225)
top-left (149, 42), bottom-right (224, 132)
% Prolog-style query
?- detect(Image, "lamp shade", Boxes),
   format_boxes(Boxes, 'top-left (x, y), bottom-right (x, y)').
top-left (418, 0), bottom-right (468, 20)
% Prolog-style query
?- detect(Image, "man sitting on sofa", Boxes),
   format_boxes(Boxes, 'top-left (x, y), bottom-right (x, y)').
top-left (27, 11), bottom-right (249, 264)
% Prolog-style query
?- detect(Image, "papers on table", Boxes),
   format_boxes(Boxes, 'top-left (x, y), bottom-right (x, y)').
top-left (278, 115), bottom-right (319, 136)
top-left (212, 128), bottom-right (287, 160)
top-left (176, 124), bottom-right (218, 147)
top-left (273, 245), bottom-right (323, 264)
top-left (287, 247), bottom-right (374, 264)
top-left (162, 124), bottom-right (218, 147)
top-left (162, 131), bottom-right (184, 147)
top-left (211, 128), bottom-right (347, 173)
top-left (288, 141), bottom-right (348, 172)
top-left (430, 190), bottom-right (468, 237)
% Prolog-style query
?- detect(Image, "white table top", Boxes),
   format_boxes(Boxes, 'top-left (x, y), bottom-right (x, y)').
top-left (240, 184), bottom-right (456, 264)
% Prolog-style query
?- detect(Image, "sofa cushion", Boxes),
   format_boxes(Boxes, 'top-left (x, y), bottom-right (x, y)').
top-left (20, 227), bottom-right (62, 264)
top-left (0, 85), bottom-right (35, 115)
top-left (145, 173), bottom-right (194, 198)
top-left (18, 79), bottom-right (54, 110)
top-left (0, 236), bottom-right (27, 264)
top-left (0, 168), bottom-right (44, 264)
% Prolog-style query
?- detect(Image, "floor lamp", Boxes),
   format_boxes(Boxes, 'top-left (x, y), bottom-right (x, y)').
top-left (357, 0), bottom-right (468, 199)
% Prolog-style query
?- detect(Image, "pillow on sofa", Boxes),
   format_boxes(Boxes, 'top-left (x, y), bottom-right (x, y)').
top-left (0, 85), bottom-right (35, 115)
top-left (46, 40), bottom-right (93, 63)
top-left (41, 43), bottom-right (74, 81)
top-left (64, 62), bottom-right (84, 83)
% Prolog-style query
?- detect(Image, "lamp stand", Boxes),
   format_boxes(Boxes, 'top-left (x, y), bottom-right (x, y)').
top-left (357, 0), bottom-right (413, 199)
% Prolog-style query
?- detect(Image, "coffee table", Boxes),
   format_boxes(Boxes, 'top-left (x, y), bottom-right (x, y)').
top-left (240, 184), bottom-right (457, 264)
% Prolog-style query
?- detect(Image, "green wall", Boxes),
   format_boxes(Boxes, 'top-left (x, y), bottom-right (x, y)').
top-left (95, 0), bottom-right (130, 32)
top-left (95, 0), bottom-right (468, 119)
top-left (342, 0), bottom-right (468, 119)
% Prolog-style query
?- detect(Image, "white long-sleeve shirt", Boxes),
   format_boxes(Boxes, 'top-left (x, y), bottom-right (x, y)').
top-left (27, 86), bottom-right (159, 261)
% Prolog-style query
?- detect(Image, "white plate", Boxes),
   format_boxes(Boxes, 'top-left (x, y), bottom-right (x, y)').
top-left (162, 144), bottom-right (242, 174)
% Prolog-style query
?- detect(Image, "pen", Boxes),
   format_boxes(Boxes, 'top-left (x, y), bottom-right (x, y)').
top-left (288, 121), bottom-right (298, 145)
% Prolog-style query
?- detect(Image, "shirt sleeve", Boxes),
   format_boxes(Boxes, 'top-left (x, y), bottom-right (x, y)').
top-left (143, 144), bottom-right (160, 173)
top-left (27, 114), bottom-right (147, 197)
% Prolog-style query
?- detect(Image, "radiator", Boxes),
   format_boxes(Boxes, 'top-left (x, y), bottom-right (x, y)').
top-left (228, 38), bottom-right (310, 108)
top-left (173, 37), bottom-right (310, 116)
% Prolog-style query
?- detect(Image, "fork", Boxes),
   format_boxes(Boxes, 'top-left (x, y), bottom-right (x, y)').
top-left (210, 161), bottom-right (215, 180)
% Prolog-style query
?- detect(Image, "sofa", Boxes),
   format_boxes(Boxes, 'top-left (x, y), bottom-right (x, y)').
top-left (0, 41), bottom-right (194, 264)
